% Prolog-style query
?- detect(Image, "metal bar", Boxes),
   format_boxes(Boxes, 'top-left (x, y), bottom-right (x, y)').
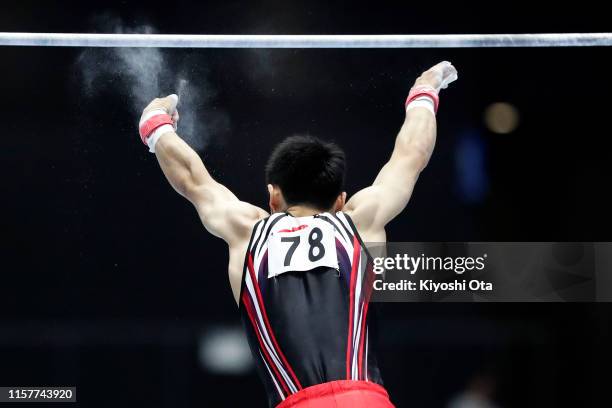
top-left (0, 32), bottom-right (611, 48)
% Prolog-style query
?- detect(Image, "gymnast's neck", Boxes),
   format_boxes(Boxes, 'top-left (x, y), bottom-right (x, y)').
top-left (283, 204), bottom-right (335, 217)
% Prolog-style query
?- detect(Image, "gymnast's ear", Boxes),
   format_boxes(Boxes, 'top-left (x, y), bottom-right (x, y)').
top-left (268, 184), bottom-right (283, 213)
top-left (333, 191), bottom-right (347, 212)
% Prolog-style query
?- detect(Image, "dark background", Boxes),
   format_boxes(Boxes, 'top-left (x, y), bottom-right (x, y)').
top-left (1, 1), bottom-right (611, 407)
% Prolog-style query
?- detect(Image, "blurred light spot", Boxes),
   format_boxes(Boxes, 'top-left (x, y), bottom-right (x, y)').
top-left (198, 326), bottom-right (252, 375)
top-left (455, 130), bottom-right (489, 204)
top-left (484, 102), bottom-right (520, 134)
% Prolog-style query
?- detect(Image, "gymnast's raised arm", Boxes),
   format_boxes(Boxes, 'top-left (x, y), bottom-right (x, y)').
top-left (138, 95), bottom-right (268, 245)
top-left (343, 61), bottom-right (458, 242)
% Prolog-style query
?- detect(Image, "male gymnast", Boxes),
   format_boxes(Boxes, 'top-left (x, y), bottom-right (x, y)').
top-left (138, 61), bottom-right (457, 407)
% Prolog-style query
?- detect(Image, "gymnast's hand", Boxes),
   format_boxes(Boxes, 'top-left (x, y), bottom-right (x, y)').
top-left (138, 94), bottom-right (180, 153)
top-left (402, 61), bottom-right (458, 115)
top-left (142, 94), bottom-right (180, 125)
top-left (414, 61), bottom-right (457, 92)
top-left (414, 61), bottom-right (458, 92)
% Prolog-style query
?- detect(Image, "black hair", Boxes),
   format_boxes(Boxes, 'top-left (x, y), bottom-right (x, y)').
top-left (265, 135), bottom-right (346, 210)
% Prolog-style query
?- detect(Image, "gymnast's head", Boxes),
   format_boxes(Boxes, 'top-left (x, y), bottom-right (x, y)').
top-left (265, 135), bottom-right (346, 214)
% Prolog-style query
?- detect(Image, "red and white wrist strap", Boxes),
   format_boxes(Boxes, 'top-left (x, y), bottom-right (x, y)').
top-left (138, 109), bottom-right (175, 153)
top-left (405, 85), bottom-right (439, 115)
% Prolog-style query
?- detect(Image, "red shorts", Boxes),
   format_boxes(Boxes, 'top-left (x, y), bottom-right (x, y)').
top-left (276, 380), bottom-right (395, 408)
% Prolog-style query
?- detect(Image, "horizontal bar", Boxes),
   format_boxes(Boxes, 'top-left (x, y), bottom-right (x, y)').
top-left (0, 32), bottom-right (611, 48)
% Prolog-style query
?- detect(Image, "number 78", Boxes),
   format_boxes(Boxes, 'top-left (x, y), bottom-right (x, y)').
top-left (280, 227), bottom-right (326, 266)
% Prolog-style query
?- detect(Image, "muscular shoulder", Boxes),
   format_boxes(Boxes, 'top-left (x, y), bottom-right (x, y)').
top-left (342, 186), bottom-right (386, 239)
top-left (196, 198), bottom-right (268, 245)
top-left (226, 201), bottom-right (269, 243)
top-left (340, 206), bottom-right (386, 243)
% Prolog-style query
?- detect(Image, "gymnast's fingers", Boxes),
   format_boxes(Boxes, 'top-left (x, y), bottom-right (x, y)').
top-left (172, 109), bottom-right (179, 130)
top-left (142, 94), bottom-right (178, 116)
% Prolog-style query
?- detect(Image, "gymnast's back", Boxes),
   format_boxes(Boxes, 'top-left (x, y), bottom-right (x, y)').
top-left (238, 211), bottom-right (383, 407)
